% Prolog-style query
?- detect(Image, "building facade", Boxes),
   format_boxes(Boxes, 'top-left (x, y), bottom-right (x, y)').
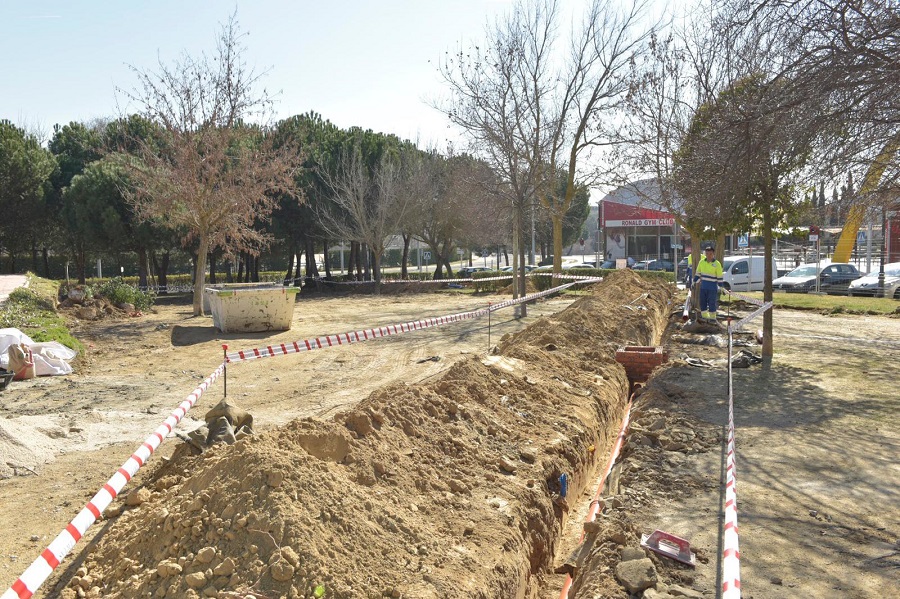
top-left (599, 179), bottom-right (683, 262)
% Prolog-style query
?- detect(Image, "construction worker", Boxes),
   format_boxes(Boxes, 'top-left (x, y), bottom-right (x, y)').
top-left (694, 244), bottom-right (724, 323)
top-left (684, 253), bottom-right (693, 286)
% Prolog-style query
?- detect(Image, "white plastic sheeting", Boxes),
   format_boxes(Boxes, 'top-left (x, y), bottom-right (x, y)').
top-left (0, 328), bottom-right (76, 376)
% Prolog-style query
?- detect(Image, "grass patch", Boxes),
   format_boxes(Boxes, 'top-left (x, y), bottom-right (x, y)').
top-left (722, 291), bottom-right (900, 315)
top-left (1, 273), bottom-right (84, 353)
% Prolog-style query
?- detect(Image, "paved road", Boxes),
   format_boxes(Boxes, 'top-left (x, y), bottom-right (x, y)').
top-left (0, 274), bottom-right (28, 305)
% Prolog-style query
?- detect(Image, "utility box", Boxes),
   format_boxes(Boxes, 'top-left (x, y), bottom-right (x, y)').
top-left (205, 284), bottom-right (300, 333)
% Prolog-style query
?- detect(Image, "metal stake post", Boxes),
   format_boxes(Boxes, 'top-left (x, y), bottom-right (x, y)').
top-left (487, 303), bottom-right (492, 350)
top-left (222, 344), bottom-right (228, 398)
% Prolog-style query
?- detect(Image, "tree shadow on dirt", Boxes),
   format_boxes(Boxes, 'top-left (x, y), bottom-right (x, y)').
top-left (658, 361), bottom-right (890, 431)
top-left (169, 324), bottom-right (290, 347)
top-left (658, 353), bottom-right (900, 596)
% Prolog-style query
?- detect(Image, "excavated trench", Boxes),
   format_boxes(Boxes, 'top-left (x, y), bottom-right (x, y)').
top-left (56, 270), bottom-right (672, 599)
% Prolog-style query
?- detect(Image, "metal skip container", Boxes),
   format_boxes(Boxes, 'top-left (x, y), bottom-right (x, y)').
top-left (204, 284), bottom-right (300, 333)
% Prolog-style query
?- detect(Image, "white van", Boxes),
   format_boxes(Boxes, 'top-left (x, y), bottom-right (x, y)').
top-left (721, 255), bottom-right (778, 291)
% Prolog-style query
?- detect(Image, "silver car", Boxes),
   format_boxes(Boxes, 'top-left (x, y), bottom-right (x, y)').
top-left (847, 262), bottom-right (900, 298)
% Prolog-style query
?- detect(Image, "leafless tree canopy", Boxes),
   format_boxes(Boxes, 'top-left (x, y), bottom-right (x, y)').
top-left (318, 141), bottom-right (415, 287)
top-left (438, 0), bottom-right (653, 303)
top-left (119, 12), bottom-right (302, 316)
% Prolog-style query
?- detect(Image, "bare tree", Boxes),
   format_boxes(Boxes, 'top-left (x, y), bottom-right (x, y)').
top-left (120, 13), bottom-right (302, 315)
top-left (439, 0), bottom-right (653, 301)
top-left (318, 140), bottom-right (413, 289)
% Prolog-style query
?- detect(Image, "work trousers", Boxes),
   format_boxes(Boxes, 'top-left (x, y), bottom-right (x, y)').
top-left (699, 284), bottom-right (718, 315)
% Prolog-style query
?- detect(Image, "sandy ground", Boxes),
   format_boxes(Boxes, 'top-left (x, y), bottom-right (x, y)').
top-left (0, 289), bottom-right (579, 595)
top-left (1, 285), bottom-right (898, 598)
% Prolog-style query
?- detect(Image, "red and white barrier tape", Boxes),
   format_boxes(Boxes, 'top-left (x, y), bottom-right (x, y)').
top-left (311, 270), bottom-right (601, 286)
top-left (2, 364), bottom-right (225, 599)
top-left (307, 274), bottom-right (516, 285)
top-left (727, 301), bottom-right (773, 332)
top-left (722, 372), bottom-right (741, 599)
top-left (315, 276), bottom-right (482, 285)
top-left (559, 398), bottom-right (632, 599)
top-left (727, 290), bottom-right (765, 307)
top-left (225, 278), bottom-right (601, 363)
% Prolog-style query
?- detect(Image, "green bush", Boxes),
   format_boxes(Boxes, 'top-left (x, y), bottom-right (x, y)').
top-left (472, 270), bottom-right (509, 293)
top-left (0, 283), bottom-right (84, 353)
top-left (530, 268), bottom-right (606, 291)
top-left (96, 277), bottom-right (155, 311)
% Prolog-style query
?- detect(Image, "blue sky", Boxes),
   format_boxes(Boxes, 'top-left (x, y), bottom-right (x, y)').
top-left (0, 0), bottom-right (537, 144)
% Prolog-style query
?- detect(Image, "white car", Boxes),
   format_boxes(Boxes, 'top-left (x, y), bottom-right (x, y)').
top-left (847, 262), bottom-right (900, 298)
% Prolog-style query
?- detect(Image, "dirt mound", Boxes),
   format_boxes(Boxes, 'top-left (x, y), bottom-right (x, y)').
top-left (59, 297), bottom-right (142, 321)
top-left (61, 271), bottom-right (673, 599)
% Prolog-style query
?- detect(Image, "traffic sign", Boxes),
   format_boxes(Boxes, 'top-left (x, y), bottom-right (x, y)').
top-left (671, 243), bottom-right (683, 250)
top-left (737, 233), bottom-right (749, 248)
top-left (809, 234), bottom-right (819, 242)
top-left (423, 251), bottom-right (432, 261)
top-left (857, 231), bottom-right (866, 244)
top-left (457, 247), bottom-right (464, 255)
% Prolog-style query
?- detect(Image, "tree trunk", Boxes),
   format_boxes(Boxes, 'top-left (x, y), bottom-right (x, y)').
top-left (305, 238), bottom-right (320, 281)
top-left (440, 242), bottom-right (453, 277)
top-left (138, 247), bottom-right (149, 289)
top-left (762, 204), bottom-right (774, 365)
top-left (294, 249), bottom-right (304, 285)
top-left (42, 247), bottom-right (50, 278)
top-left (362, 244), bottom-right (370, 281)
top-left (236, 253), bottom-right (245, 282)
top-left (552, 213), bottom-right (564, 273)
top-left (518, 221), bottom-right (527, 317)
top-left (152, 250), bottom-right (170, 293)
top-left (209, 252), bottom-right (217, 285)
top-left (285, 245), bottom-right (295, 285)
top-left (30, 238), bottom-right (39, 273)
top-left (372, 247), bottom-right (381, 285)
top-left (512, 202), bottom-right (527, 315)
top-left (193, 236), bottom-right (209, 316)
top-left (76, 247), bottom-right (86, 285)
top-left (323, 240), bottom-right (332, 279)
top-left (372, 249), bottom-right (382, 293)
top-left (354, 243), bottom-right (363, 280)
top-left (401, 234), bottom-right (411, 279)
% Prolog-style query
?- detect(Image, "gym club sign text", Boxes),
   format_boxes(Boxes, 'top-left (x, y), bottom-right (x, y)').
top-left (606, 218), bottom-right (676, 227)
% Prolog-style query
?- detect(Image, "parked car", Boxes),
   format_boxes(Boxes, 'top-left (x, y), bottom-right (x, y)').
top-left (562, 262), bottom-right (597, 269)
top-left (677, 257), bottom-right (689, 281)
top-left (500, 265), bottom-right (536, 273)
top-left (599, 260), bottom-right (617, 269)
top-left (772, 262), bottom-right (861, 294)
top-left (457, 266), bottom-right (492, 278)
top-left (632, 259), bottom-right (673, 272)
top-left (721, 255), bottom-right (778, 291)
top-left (847, 262), bottom-right (900, 298)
